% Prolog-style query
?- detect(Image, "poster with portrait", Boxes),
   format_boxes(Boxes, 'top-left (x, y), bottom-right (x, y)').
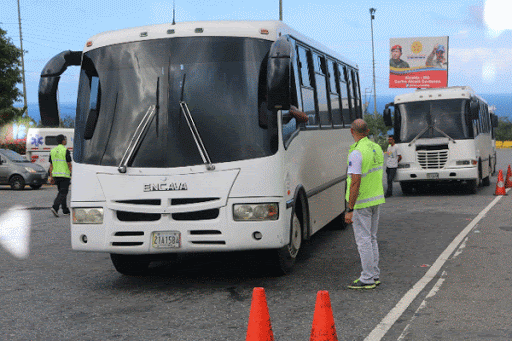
top-left (389, 36), bottom-right (449, 88)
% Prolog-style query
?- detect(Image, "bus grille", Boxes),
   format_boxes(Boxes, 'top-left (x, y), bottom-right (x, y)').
top-left (417, 150), bottom-right (448, 169)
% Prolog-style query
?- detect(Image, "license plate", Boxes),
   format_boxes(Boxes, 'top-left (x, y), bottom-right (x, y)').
top-left (152, 231), bottom-right (181, 249)
top-left (427, 173), bottom-right (439, 179)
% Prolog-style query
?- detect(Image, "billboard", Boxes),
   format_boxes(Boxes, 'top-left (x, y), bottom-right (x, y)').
top-left (389, 36), bottom-right (448, 88)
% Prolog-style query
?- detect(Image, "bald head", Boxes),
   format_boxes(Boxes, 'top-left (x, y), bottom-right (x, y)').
top-left (351, 119), bottom-right (369, 135)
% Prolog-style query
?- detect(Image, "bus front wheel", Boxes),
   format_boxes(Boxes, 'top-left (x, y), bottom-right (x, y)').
top-left (270, 212), bottom-right (302, 276)
top-left (467, 179), bottom-right (478, 194)
top-left (400, 182), bottom-right (414, 195)
top-left (110, 254), bottom-right (151, 276)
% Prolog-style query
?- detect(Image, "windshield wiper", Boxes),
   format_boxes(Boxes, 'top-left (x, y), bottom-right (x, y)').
top-left (408, 116), bottom-right (456, 146)
top-left (117, 105), bottom-right (157, 173)
top-left (179, 74), bottom-right (215, 171)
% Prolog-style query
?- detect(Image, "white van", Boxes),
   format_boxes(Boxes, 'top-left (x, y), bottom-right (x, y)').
top-left (26, 128), bottom-right (74, 172)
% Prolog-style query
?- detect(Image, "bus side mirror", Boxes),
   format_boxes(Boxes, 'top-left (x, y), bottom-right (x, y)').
top-left (383, 108), bottom-right (393, 127)
top-left (38, 50), bottom-right (82, 127)
top-left (491, 114), bottom-right (499, 128)
top-left (267, 37), bottom-right (292, 111)
top-left (469, 100), bottom-right (479, 120)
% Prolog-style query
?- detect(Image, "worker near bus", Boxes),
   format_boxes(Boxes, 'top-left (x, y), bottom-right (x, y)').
top-left (385, 135), bottom-right (402, 198)
top-left (49, 134), bottom-right (72, 217)
top-left (345, 119), bottom-right (385, 290)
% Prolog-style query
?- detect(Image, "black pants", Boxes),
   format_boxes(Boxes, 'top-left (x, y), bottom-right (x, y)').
top-left (386, 168), bottom-right (397, 194)
top-left (53, 177), bottom-right (71, 213)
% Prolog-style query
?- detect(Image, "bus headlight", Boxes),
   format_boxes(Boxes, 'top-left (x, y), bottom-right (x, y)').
top-left (398, 163), bottom-right (411, 169)
top-left (456, 160), bottom-right (477, 166)
top-left (72, 208), bottom-right (104, 224)
top-left (233, 203), bottom-right (279, 221)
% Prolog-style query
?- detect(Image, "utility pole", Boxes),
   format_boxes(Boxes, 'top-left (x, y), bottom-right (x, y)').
top-left (279, 0), bottom-right (283, 21)
top-left (364, 87), bottom-right (372, 115)
top-left (17, 0), bottom-right (27, 116)
top-left (369, 8), bottom-right (377, 115)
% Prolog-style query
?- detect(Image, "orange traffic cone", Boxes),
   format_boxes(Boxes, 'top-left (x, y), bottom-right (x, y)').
top-left (310, 291), bottom-right (338, 341)
top-left (494, 169), bottom-right (507, 196)
top-left (246, 287), bottom-right (274, 341)
top-left (505, 165), bottom-right (512, 189)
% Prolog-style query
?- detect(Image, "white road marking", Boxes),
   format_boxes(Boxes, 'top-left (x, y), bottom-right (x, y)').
top-left (451, 236), bottom-right (468, 259)
top-left (365, 189), bottom-right (509, 341)
top-left (396, 271), bottom-right (447, 341)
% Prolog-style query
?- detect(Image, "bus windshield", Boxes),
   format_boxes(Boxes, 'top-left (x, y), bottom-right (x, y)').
top-left (73, 36), bottom-right (275, 168)
top-left (398, 99), bottom-right (471, 143)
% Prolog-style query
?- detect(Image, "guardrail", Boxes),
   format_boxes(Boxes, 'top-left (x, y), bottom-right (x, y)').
top-left (496, 141), bottom-right (512, 148)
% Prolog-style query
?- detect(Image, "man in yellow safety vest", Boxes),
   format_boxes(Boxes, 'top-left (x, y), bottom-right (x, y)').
top-left (49, 134), bottom-right (72, 217)
top-left (345, 119), bottom-right (385, 290)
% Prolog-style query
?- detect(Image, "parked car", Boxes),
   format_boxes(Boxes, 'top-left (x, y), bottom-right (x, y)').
top-left (0, 149), bottom-right (48, 190)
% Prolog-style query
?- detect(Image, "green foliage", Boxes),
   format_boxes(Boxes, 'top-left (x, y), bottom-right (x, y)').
top-left (0, 138), bottom-right (26, 154)
top-left (0, 106), bottom-right (26, 126)
top-left (0, 27), bottom-right (23, 120)
top-left (364, 112), bottom-right (389, 150)
top-left (36, 116), bottom-right (75, 128)
top-left (495, 116), bottom-right (512, 141)
top-left (60, 116), bottom-right (75, 128)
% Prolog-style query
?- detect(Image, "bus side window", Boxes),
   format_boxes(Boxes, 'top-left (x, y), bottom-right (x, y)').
top-left (313, 53), bottom-right (330, 128)
top-left (352, 71), bottom-right (362, 119)
top-left (346, 69), bottom-right (355, 121)
top-left (339, 65), bottom-right (351, 126)
top-left (328, 61), bottom-right (342, 127)
top-left (297, 45), bottom-right (317, 127)
top-left (81, 56), bottom-right (101, 140)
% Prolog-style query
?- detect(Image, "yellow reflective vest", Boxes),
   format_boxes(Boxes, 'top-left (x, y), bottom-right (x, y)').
top-left (345, 137), bottom-right (385, 209)
top-left (50, 144), bottom-right (71, 178)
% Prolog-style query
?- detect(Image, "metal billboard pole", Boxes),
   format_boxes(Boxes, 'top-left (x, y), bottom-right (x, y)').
top-left (370, 8), bottom-right (377, 115)
top-left (17, 0), bottom-right (28, 115)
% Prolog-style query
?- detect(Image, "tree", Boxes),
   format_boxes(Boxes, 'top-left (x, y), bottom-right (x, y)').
top-left (0, 26), bottom-right (25, 125)
top-left (364, 112), bottom-right (389, 150)
top-left (495, 116), bottom-right (512, 141)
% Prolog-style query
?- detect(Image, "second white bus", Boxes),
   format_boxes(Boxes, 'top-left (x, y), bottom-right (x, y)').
top-left (383, 86), bottom-right (498, 194)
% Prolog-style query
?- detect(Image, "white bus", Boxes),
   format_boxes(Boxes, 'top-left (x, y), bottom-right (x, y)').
top-left (38, 20), bottom-right (363, 275)
top-left (383, 86), bottom-right (498, 194)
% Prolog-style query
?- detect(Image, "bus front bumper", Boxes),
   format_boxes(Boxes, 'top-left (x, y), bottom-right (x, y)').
top-left (395, 166), bottom-right (478, 182)
top-left (70, 199), bottom-right (291, 254)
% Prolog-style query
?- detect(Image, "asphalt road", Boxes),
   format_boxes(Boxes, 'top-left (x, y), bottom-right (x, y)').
top-left (1, 149), bottom-right (511, 341)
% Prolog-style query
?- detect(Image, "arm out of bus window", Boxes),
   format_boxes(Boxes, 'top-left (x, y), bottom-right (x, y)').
top-left (283, 105), bottom-right (309, 124)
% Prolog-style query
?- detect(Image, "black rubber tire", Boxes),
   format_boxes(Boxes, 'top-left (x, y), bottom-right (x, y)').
top-left (30, 184), bottom-right (42, 190)
top-left (467, 179), bottom-right (478, 194)
top-left (9, 175), bottom-right (25, 190)
top-left (268, 212), bottom-right (302, 276)
top-left (110, 254), bottom-right (151, 276)
top-left (400, 182), bottom-right (414, 195)
top-left (482, 160), bottom-right (492, 187)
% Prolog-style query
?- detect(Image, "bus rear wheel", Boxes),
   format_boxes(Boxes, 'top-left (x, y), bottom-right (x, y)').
top-left (110, 254), bottom-right (151, 276)
top-left (269, 212), bottom-right (302, 276)
top-left (482, 160), bottom-right (492, 187)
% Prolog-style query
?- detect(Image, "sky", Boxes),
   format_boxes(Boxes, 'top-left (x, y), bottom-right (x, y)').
top-left (1, 0), bottom-right (512, 114)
